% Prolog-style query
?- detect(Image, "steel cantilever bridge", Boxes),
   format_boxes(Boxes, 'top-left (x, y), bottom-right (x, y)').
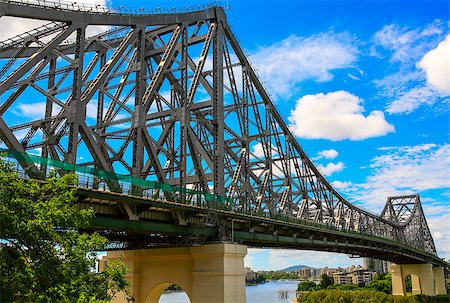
top-left (0, 0), bottom-right (446, 267)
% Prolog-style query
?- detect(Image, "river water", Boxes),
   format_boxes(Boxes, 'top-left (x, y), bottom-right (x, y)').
top-left (159, 280), bottom-right (299, 303)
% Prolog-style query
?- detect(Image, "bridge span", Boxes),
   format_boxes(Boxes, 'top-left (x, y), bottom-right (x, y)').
top-left (0, 0), bottom-right (447, 301)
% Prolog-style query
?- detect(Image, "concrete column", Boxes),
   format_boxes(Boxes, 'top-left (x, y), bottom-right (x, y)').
top-left (109, 250), bottom-right (142, 303)
top-left (105, 243), bottom-right (247, 303)
top-left (416, 264), bottom-right (435, 296)
top-left (391, 264), bottom-right (405, 296)
top-left (433, 267), bottom-right (447, 295)
top-left (391, 263), bottom-right (436, 296)
top-left (191, 243), bottom-right (247, 303)
top-left (411, 273), bottom-right (421, 295)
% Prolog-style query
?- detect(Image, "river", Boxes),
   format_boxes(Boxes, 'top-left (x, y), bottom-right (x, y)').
top-left (159, 280), bottom-right (299, 303)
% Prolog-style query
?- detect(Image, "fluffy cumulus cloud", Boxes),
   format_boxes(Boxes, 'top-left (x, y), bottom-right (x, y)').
top-left (316, 149), bottom-right (339, 160)
top-left (250, 32), bottom-right (358, 99)
top-left (317, 161), bottom-right (344, 177)
top-left (417, 34), bottom-right (450, 95)
top-left (373, 21), bottom-right (449, 115)
top-left (288, 91), bottom-right (395, 141)
top-left (385, 34), bottom-right (450, 114)
top-left (332, 180), bottom-right (353, 190)
top-left (0, 0), bottom-right (111, 41)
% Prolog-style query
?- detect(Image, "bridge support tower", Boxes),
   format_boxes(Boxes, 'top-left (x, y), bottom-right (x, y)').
top-left (391, 263), bottom-right (447, 296)
top-left (99, 243), bottom-right (247, 303)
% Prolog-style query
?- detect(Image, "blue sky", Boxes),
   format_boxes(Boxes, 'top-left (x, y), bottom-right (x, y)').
top-left (180, 0), bottom-right (449, 270)
top-left (1, 0), bottom-right (448, 270)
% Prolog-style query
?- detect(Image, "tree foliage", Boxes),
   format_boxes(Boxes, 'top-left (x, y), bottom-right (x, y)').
top-left (0, 162), bottom-right (132, 303)
top-left (327, 284), bottom-right (360, 291)
top-left (318, 274), bottom-right (334, 289)
top-left (259, 271), bottom-right (298, 280)
top-left (365, 277), bottom-right (392, 294)
top-left (405, 275), bottom-right (412, 293)
top-left (298, 281), bottom-right (318, 292)
top-left (297, 290), bottom-right (449, 303)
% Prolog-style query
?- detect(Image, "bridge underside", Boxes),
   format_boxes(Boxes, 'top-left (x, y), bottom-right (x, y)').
top-left (78, 188), bottom-right (445, 266)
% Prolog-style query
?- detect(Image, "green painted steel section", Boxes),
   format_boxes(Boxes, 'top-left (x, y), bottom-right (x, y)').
top-left (1, 148), bottom-right (232, 203)
top-left (3, 149), bottom-right (447, 266)
top-left (91, 217), bottom-right (192, 235)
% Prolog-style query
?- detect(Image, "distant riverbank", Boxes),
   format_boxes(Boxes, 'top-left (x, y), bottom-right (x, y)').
top-left (160, 280), bottom-right (299, 303)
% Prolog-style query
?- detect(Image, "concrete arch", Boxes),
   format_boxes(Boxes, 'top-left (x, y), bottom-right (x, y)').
top-left (146, 283), bottom-right (192, 303)
top-left (104, 243), bottom-right (247, 303)
top-left (403, 273), bottom-right (420, 294)
top-left (391, 264), bottom-right (435, 296)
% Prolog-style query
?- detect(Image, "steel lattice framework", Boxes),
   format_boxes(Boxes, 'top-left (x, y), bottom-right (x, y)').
top-left (0, 0), bottom-right (439, 259)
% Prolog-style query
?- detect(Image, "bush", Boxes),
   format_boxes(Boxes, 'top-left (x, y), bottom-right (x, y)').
top-left (297, 290), bottom-right (450, 303)
top-left (327, 284), bottom-right (360, 291)
top-left (365, 278), bottom-right (392, 294)
top-left (298, 281), bottom-right (317, 292)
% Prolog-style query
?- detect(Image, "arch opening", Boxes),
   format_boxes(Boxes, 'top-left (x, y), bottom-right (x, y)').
top-left (146, 283), bottom-right (191, 303)
top-left (405, 274), bottom-right (412, 293)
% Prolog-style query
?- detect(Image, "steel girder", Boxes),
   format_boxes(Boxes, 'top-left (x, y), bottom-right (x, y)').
top-left (0, 0), bottom-right (438, 256)
top-left (381, 195), bottom-right (436, 255)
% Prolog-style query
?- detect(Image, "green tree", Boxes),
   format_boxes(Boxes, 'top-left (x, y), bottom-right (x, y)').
top-left (297, 281), bottom-right (317, 292)
top-left (327, 284), bottom-right (360, 290)
top-left (368, 259), bottom-right (375, 272)
top-left (365, 273), bottom-right (392, 294)
top-left (365, 279), bottom-right (392, 294)
top-left (405, 275), bottom-right (412, 293)
top-left (0, 162), bottom-right (132, 303)
top-left (318, 274), bottom-right (333, 289)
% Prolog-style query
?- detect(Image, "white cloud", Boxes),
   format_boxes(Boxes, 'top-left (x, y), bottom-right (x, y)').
top-left (341, 143), bottom-right (450, 212)
top-left (373, 21), bottom-right (449, 115)
top-left (13, 102), bottom-right (46, 119)
top-left (384, 35), bottom-right (450, 115)
top-left (334, 143), bottom-right (450, 259)
top-left (316, 149), bottom-right (339, 160)
top-left (317, 161), bottom-right (344, 177)
top-left (386, 86), bottom-right (442, 114)
top-left (251, 142), bottom-right (266, 159)
top-left (373, 21), bottom-right (445, 63)
top-left (245, 248), bottom-right (364, 271)
top-left (253, 250), bottom-right (362, 271)
top-left (427, 213), bottom-right (450, 259)
top-left (250, 32), bottom-right (358, 99)
top-left (0, 0), bottom-right (110, 41)
top-left (288, 91), bottom-right (395, 141)
top-left (417, 34), bottom-right (450, 95)
top-left (251, 142), bottom-right (278, 159)
top-left (332, 180), bottom-right (353, 190)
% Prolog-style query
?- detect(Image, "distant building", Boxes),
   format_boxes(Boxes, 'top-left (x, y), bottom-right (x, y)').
top-left (319, 267), bottom-right (338, 277)
top-left (298, 268), bottom-right (311, 279)
top-left (333, 272), bottom-right (353, 285)
top-left (346, 265), bottom-right (363, 272)
top-left (245, 267), bottom-right (258, 282)
top-left (363, 258), bottom-right (390, 274)
top-left (333, 268), bottom-right (376, 287)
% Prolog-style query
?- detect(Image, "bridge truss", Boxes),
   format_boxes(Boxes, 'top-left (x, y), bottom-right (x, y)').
top-left (0, 0), bottom-right (440, 262)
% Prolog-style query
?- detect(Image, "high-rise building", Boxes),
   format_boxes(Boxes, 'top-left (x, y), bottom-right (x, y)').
top-left (333, 269), bottom-right (376, 287)
top-left (298, 268), bottom-right (311, 279)
top-left (363, 258), bottom-right (390, 274)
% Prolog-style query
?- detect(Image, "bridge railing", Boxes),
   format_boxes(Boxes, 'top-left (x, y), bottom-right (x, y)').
top-left (0, 148), bottom-right (233, 209)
